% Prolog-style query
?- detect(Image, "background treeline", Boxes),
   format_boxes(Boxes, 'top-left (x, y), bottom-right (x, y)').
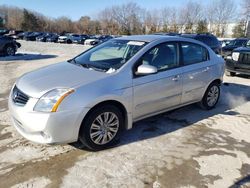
top-left (0, 0), bottom-right (249, 37)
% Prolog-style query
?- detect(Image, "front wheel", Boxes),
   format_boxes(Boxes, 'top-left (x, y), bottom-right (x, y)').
top-left (4, 45), bottom-right (16, 56)
top-left (199, 82), bottom-right (220, 110)
top-left (79, 105), bottom-right (124, 151)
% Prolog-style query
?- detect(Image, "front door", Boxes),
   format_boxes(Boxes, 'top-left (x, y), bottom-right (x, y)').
top-left (132, 42), bottom-right (183, 120)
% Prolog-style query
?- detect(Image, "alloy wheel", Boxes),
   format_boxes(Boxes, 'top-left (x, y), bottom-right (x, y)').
top-left (90, 112), bottom-right (119, 145)
top-left (207, 85), bottom-right (219, 107)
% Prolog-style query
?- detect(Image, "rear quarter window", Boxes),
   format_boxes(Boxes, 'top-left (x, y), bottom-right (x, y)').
top-left (181, 42), bottom-right (209, 65)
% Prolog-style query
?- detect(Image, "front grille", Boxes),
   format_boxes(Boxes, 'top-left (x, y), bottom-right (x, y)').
top-left (239, 53), bottom-right (250, 64)
top-left (12, 86), bottom-right (29, 106)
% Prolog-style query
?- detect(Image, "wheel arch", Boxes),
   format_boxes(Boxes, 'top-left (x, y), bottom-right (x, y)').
top-left (202, 78), bottom-right (222, 99)
top-left (79, 100), bottom-right (129, 132)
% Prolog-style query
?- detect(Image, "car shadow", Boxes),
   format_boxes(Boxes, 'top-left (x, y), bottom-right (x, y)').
top-left (229, 175), bottom-right (250, 188)
top-left (232, 74), bottom-right (250, 79)
top-left (72, 82), bottom-right (250, 150)
top-left (118, 82), bottom-right (250, 146)
top-left (0, 53), bottom-right (57, 61)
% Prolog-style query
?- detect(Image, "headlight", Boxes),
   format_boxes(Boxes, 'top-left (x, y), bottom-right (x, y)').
top-left (34, 88), bottom-right (74, 112)
top-left (232, 52), bottom-right (240, 61)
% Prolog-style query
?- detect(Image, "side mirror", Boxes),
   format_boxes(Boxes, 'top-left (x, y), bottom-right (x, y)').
top-left (136, 64), bottom-right (157, 75)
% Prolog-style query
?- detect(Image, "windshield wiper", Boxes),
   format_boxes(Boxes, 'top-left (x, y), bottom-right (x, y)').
top-left (68, 59), bottom-right (107, 72)
top-left (79, 63), bottom-right (107, 72)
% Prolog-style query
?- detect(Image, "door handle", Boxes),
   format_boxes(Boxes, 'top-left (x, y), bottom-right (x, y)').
top-left (172, 75), bottom-right (180, 81)
top-left (203, 67), bottom-right (210, 72)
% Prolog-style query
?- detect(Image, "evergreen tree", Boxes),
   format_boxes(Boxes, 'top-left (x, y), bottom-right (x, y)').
top-left (21, 9), bottom-right (40, 31)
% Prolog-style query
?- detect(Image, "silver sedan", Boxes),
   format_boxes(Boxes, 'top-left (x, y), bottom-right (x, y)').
top-left (9, 35), bottom-right (225, 150)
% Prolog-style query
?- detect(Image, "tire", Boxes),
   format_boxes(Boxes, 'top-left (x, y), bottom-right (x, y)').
top-left (225, 70), bottom-right (236, 77)
top-left (79, 105), bottom-right (124, 151)
top-left (4, 45), bottom-right (16, 56)
top-left (199, 82), bottom-right (220, 110)
top-left (66, 39), bottom-right (72, 44)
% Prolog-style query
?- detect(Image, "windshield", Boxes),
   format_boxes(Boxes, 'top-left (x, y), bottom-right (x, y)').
top-left (227, 39), bottom-right (246, 46)
top-left (72, 39), bottom-right (147, 72)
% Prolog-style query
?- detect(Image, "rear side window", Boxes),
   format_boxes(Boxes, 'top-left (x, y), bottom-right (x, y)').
top-left (181, 42), bottom-right (209, 65)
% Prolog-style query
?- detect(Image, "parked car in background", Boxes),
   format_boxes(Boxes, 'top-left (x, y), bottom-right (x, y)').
top-left (46, 33), bottom-right (59, 43)
top-left (5, 30), bottom-right (24, 39)
top-left (0, 29), bottom-right (9, 36)
top-left (84, 35), bottom-right (113, 45)
top-left (221, 38), bottom-right (249, 58)
top-left (99, 35), bottom-right (113, 44)
top-left (72, 34), bottom-right (89, 44)
top-left (0, 35), bottom-right (21, 56)
top-left (24, 32), bottom-right (44, 41)
top-left (16, 32), bottom-right (33, 40)
top-left (181, 33), bottom-right (221, 54)
top-left (9, 35), bottom-right (224, 150)
top-left (58, 33), bottom-right (72, 43)
top-left (36, 33), bottom-right (50, 42)
top-left (219, 38), bottom-right (234, 47)
top-left (225, 39), bottom-right (250, 76)
top-left (84, 35), bottom-right (99, 45)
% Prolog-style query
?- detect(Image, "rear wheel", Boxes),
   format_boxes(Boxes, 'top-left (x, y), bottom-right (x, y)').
top-left (79, 105), bottom-right (124, 151)
top-left (199, 82), bottom-right (220, 110)
top-left (4, 45), bottom-right (16, 56)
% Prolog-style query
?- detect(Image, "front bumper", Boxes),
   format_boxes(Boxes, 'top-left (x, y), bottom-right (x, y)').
top-left (226, 59), bottom-right (250, 75)
top-left (8, 90), bottom-right (88, 144)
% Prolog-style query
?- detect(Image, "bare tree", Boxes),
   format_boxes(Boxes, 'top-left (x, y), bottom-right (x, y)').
top-left (206, 0), bottom-right (236, 37)
top-left (110, 2), bottom-right (143, 35)
top-left (241, 0), bottom-right (250, 36)
top-left (179, 1), bottom-right (203, 33)
top-left (98, 8), bottom-right (118, 34)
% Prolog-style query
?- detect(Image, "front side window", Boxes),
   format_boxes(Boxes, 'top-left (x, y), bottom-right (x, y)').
top-left (181, 42), bottom-right (208, 65)
top-left (138, 42), bottom-right (179, 71)
top-left (72, 39), bottom-right (147, 72)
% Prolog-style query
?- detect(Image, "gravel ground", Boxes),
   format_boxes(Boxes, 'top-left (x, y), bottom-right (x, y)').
top-left (0, 40), bottom-right (250, 188)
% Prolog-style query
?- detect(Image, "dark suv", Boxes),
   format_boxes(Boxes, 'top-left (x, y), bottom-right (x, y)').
top-left (181, 33), bottom-right (221, 54)
top-left (225, 39), bottom-right (250, 76)
top-left (221, 38), bottom-right (249, 58)
top-left (0, 36), bottom-right (21, 56)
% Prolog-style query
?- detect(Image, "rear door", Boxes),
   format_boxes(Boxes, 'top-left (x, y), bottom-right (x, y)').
top-left (180, 42), bottom-right (212, 104)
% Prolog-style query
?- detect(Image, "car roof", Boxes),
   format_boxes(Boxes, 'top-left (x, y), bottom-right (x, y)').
top-left (117, 35), bottom-right (181, 42)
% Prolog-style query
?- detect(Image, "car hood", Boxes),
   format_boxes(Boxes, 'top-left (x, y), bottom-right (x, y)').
top-left (16, 62), bottom-right (109, 98)
top-left (222, 45), bottom-right (236, 51)
top-left (233, 47), bottom-right (250, 53)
